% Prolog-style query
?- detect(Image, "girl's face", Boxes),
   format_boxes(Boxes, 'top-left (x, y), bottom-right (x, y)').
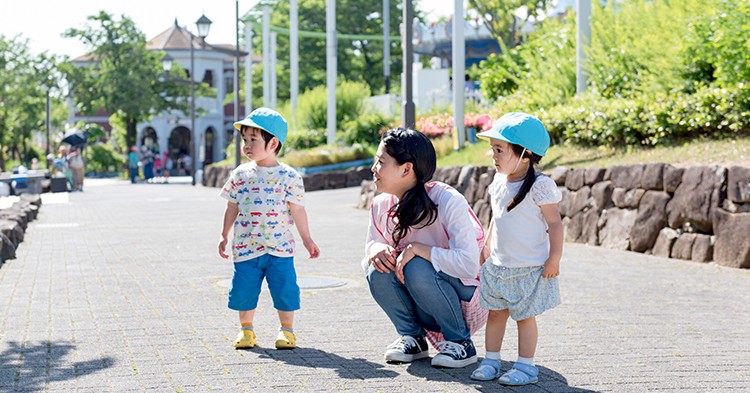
top-left (490, 139), bottom-right (528, 180)
top-left (241, 127), bottom-right (276, 166)
top-left (371, 143), bottom-right (412, 196)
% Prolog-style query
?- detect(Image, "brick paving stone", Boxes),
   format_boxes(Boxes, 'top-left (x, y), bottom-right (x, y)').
top-left (1, 182), bottom-right (750, 392)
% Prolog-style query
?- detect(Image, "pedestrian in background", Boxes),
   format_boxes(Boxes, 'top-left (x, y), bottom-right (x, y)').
top-left (128, 146), bottom-right (139, 184)
top-left (67, 146), bottom-right (85, 191)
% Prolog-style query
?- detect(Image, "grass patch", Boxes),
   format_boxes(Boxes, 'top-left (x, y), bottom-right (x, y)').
top-left (437, 135), bottom-right (750, 170)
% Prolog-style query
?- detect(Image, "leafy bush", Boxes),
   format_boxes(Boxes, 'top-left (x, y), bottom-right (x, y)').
top-left (341, 111), bottom-right (395, 146)
top-left (283, 129), bottom-right (328, 152)
top-left (282, 143), bottom-right (373, 168)
top-left (84, 143), bottom-right (125, 174)
top-left (296, 80), bottom-right (372, 130)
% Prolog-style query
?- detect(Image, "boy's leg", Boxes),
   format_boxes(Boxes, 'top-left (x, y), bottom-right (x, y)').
top-left (229, 257), bottom-right (266, 349)
top-left (264, 256), bottom-right (299, 349)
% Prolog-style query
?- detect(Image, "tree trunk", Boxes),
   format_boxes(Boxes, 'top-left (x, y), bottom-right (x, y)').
top-left (126, 118), bottom-right (137, 149)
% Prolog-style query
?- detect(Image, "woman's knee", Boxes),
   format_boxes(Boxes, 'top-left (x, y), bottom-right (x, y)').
top-left (402, 257), bottom-right (440, 293)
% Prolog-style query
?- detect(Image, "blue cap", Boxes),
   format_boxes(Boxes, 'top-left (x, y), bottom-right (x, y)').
top-left (476, 112), bottom-right (550, 156)
top-left (233, 107), bottom-right (288, 145)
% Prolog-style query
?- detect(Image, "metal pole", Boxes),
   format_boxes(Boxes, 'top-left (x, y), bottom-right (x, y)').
top-left (262, 6), bottom-right (271, 107)
top-left (235, 0), bottom-right (242, 167)
top-left (45, 89), bottom-right (51, 158)
top-left (402, 0), bottom-right (415, 129)
top-left (576, 0), bottom-right (591, 94)
top-left (271, 31), bottom-right (277, 109)
top-left (452, 0), bottom-right (465, 149)
top-left (245, 22), bottom-right (253, 116)
top-left (290, 0), bottom-right (299, 131)
top-left (383, 0), bottom-right (390, 94)
top-left (326, 0), bottom-right (337, 144)
top-left (190, 29), bottom-right (197, 186)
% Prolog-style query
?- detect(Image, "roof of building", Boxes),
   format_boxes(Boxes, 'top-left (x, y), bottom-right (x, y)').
top-left (73, 19), bottom-right (258, 63)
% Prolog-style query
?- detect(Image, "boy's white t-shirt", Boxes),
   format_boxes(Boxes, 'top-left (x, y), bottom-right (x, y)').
top-left (488, 173), bottom-right (562, 268)
top-left (220, 162), bottom-right (305, 262)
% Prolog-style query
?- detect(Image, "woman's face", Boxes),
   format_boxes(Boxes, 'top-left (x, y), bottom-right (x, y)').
top-left (371, 143), bottom-right (410, 195)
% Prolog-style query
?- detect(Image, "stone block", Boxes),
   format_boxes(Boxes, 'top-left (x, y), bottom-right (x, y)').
top-left (652, 227), bottom-right (678, 258)
top-left (455, 166), bottom-right (476, 195)
top-left (612, 188), bottom-right (645, 209)
top-left (663, 165), bottom-right (684, 193)
top-left (550, 166), bottom-right (569, 186)
top-left (641, 163), bottom-right (666, 190)
top-left (666, 166), bottom-right (725, 233)
top-left (584, 168), bottom-right (606, 185)
top-left (567, 186), bottom-right (592, 217)
top-left (565, 169), bottom-right (586, 191)
top-left (712, 209), bottom-right (750, 268)
top-left (727, 166), bottom-right (750, 203)
top-left (630, 191), bottom-right (670, 252)
top-left (610, 165), bottom-right (645, 190)
top-left (598, 208), bottom-right (637, 250)
top-left (671, 233), bottom-right (697, 260)
top-left (591, 181), bottom-right (614, 213)
top-left (691, 234), bottom-right (713, 263)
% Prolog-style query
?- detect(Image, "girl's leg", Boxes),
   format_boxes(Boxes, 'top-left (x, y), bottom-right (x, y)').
top-left (516, 316), bottom-right (538, 359)
top-left (485, 309), bottom-right (510, 352)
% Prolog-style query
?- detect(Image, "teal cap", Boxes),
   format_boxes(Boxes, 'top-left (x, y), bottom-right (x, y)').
top-left (476, 112), bottom-right (550, 156)
top-left (233, 107), bottom-right (288, 145)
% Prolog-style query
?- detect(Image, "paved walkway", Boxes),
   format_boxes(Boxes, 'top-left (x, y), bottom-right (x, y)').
top-left (1, 179), bottom-right (749, 392)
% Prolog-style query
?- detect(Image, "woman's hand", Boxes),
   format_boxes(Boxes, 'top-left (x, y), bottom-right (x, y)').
top-left (368, 244), bottom-right (397, 273)
top-left (395, 243), bottom-right (430, 284)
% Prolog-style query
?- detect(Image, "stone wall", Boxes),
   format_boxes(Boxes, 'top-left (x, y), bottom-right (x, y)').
top-left (0, 194), bottom-right (42, 264)
top-left (358, 164), bottom-right (750, 269)
top-left (202, 165), bottom-right (374, 192)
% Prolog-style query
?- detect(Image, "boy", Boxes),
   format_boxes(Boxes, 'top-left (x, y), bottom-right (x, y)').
top-left (218, 107), bottom-right (320, 350)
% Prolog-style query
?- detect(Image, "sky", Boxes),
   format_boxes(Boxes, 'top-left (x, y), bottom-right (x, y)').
top-left (0, 0), bottom-right (455, 59)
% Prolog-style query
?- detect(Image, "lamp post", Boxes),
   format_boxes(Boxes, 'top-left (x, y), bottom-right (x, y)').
top-left (162, 15), bottom-right (212, 186)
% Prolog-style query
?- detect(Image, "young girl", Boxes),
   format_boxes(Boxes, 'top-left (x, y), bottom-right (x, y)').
top-left (470, 112), bottom-right (563, 385)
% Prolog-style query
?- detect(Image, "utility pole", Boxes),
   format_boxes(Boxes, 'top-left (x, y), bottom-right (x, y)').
top-left (402, 0), bottom-right (415, 129)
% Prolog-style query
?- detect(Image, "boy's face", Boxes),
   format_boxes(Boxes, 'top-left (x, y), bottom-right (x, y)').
top-left (241, 127), bottom-right (276, 164)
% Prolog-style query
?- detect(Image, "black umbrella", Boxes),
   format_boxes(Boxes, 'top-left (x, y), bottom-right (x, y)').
top-left (61, 129), bottom-right (88, 146)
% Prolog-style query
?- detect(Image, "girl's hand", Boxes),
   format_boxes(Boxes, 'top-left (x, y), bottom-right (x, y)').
top-left (542, 258), bottom-right (560, 278)
top-left (394, 244), bottom-right (417, 284)
top-left (303, 238), bottom-right (320, 259)
top-left (218, 236), bottom-right (230, 259)
top-left (368, 244), bottom-right (397, 273)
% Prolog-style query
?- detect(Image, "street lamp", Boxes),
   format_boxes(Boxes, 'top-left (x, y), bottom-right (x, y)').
top-left (161, 15), bottom-right (212, 186)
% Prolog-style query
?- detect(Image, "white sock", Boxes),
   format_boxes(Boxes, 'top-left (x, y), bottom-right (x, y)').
top-left (485, 351), bottom-right (501, 361)
top-left (516, 356), bottom-right (534, 366)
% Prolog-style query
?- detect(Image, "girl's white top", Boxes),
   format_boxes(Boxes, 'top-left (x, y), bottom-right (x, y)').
top-left (488, 173), bottom-right (562, 268)
top-left (363, 182), bottom-right (484, 284)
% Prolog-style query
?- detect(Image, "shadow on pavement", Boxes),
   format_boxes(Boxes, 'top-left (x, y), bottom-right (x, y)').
top-left (404, 359), bottom-right (600, 392)
top-left (255, 346), bottom-right (399, 379)
top-left (0, 341), bottom-right (114, 391)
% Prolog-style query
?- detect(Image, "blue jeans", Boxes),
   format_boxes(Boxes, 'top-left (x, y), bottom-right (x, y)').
top-left (367, 257), bottom-right (475, 342)
top-left (129, 167), bottom-right (138, 183)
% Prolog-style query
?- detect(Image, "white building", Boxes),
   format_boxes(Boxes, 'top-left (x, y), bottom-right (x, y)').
top-left (69, 20), bottom-right (258, 171)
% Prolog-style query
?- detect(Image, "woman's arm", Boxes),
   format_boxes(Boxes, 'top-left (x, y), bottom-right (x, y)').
top-left (427, 189), bottom-right (482, 280)
top-left (362, 197), bottom-right (397, 273)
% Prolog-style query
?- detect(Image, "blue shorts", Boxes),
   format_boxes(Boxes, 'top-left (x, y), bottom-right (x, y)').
top-left (228, 254), bottom-right (300, 312)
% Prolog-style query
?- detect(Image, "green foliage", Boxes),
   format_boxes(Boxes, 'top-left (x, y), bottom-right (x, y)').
top-left (23, 146), bottom-right (44, 164)
top-left (477, 15), bottom-right (576, 108)
top-left (296, 80), bottom-right (372, 130)
top-left (84, 143), bottom-right (126, 174)
top-left (282, 143), bottom-right (373, 168)
top-left (60, 11), bottom-right (198, 147)
top-left (341, 111), bottom-right (396, 146)
top-left (283, 129), bottom-right (328, 152)
top-left (0, 35), bottom-right (61, 171)
top-left (540, 85), bottom-right (750, 146)
top-left (467, 0), bottom-right (553, 48)
top-left (681, 0), bottom-right (750, 90)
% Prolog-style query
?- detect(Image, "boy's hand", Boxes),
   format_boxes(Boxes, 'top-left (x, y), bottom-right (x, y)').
top-left (303, 238), bottom-right (320, 259)
top-left (542, 258), bottom-right (560, 278)
top-left (218, 236), bottom-right (230, 259)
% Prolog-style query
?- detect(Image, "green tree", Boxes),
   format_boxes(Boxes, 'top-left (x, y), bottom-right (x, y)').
top-left (0, 36), bottom-right (62, 171)
top-left (467, 0), bottom-right (552, 48)
top-left (246, 0), bottom-right (404, 100)
top-left (60, 11), bottom-right (196, 148)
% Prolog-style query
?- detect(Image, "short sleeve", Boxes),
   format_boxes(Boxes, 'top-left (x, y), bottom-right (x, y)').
top-left (285, 170), bottom-right (305, 206)
top-left (531, 176), bottom-right (562, 206)
top-left (219, 169), bottom-right (239, 203)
